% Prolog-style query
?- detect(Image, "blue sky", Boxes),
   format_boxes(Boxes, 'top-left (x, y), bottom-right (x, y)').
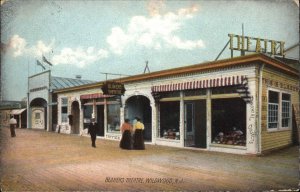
top-left (1, 0), bottom-right (299, 101)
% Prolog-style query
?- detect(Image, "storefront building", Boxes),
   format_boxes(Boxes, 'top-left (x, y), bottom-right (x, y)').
top-left (54, 53), bottom-right (299, 155)
top-left (28, 70), bottom-right (94, 131)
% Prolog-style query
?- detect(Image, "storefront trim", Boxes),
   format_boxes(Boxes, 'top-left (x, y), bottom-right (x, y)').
top-left (80, 93), bottom-right (113, 100)
top-left (183, 96), bottom-right (207, 100)
top-left (160, 97), bottom-right (181, 102)
top-left (210, 143), bottom-right (246, 150)
top-left (211, 93), bottom-right (240, 99)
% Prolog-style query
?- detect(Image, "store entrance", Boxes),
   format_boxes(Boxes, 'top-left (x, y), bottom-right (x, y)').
top-left (71, 101), bottom-right (80, 134)
top-left (184, 100), bottom-right (206, 148)
top-left (125, 95), bottom-right (152, 142)
top-left (97, 105), bottom-right (104, 136)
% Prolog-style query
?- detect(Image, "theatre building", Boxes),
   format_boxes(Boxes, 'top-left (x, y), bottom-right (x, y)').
top-left (54, 53), bottom-right (299, 155)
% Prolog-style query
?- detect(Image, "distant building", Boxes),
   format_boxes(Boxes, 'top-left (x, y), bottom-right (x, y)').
top-left (28, 70), bottom-right (94, 131)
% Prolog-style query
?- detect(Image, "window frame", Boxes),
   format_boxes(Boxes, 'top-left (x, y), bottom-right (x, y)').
top-left (267, 88), bottom-right (292, 131)
top-left (61, 97), bottom-right (68, 123)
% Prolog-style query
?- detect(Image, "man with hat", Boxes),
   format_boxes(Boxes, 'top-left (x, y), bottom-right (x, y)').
top-left (88, 113), bottom-right (97, 148)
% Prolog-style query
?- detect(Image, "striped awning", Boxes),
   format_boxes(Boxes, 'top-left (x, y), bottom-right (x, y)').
top-left (80, 93), bottom-right (113, 100)
top-left (151, 75), bottom-right (246, 92)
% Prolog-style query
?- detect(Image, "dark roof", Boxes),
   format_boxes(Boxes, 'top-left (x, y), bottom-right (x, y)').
top-left (0, 100), bottom-right (24, 110)
top-left (51, 76), bottom-right (95, 90)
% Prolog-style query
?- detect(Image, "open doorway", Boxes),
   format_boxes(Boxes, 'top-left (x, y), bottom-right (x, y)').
top-left (125, 95), bottom-right (152, 141)
top-left (184, 100), bottom-right (207, 148)
top-left (97, 105), bottom-right (105, 136)
top-left (71, 101), bottom-right (80, 134)
top-left (30, 98), bottom-right (47, 130)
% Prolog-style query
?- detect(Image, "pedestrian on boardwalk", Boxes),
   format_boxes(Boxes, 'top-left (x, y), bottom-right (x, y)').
top-left (133, 117), bottom-right (145, 150)
top-left (9, 115), bottom-right (17, 137)
top-left (88, 115), bottom-right (97, 148)
top-left (119, 119), bottom-right (132, 150)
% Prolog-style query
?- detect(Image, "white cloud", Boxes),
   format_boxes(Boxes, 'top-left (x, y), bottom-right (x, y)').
top-left (7, 35), bottom-right (27, 57)
top-left (6, 35), bottom-right (108, 67)
top-left (52, 47), bottom-right (109, 68)
top-left (30, 40), bottom-right (55, 57)
top-left (106, 27), bottom-right (132, 55)
top-left (7, 35), bottom-right (55, 58)
top-left (106, 3), bottom-right (205, 54)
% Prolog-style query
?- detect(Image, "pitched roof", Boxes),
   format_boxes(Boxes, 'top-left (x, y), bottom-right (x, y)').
top-left (50, 76), bottom-right (95, 90)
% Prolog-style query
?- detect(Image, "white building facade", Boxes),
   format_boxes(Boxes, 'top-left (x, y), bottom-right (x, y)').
top-left (53, 53), bottom-right (300, 155)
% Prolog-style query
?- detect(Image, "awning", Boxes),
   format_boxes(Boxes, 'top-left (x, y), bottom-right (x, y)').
top-left (151, 75), bottom-right (246, 92)
top-left (80, 93), bottom-right (114, 100)
top-left (10, 108), bottom-right (26, 115)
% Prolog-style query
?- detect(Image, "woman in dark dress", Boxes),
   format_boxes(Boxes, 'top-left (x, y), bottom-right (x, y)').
top-left (119, 119), bottom-right (132, 149)
top-left (133, 117), bottom-right (145, 150)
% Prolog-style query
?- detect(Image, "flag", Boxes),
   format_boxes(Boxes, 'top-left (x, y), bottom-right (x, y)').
top-left (36, 60), bottom-right (46, 70)
top-left (42, 55), bottom-right (53, 66)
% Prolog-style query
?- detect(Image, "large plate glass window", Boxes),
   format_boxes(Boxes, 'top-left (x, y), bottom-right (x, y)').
top-left (159, 101), bottom-right (180, 139)
top-left (107, 104), bottom-right (120, 132)
top-left (211, 98), bottom-right (246, 146)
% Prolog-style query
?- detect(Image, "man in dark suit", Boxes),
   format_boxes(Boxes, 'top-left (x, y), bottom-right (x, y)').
top-left (88, 117), bottom-right (97, 148)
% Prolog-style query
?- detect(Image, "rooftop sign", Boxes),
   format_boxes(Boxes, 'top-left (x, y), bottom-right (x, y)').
top-left (228, 34), bottom-right (285, 56)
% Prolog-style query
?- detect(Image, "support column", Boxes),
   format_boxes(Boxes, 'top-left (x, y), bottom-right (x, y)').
top-left (179, 91), bottom-right (184, 147)
top-left (246, 78), bottom-right (259, 154)
top-left (151, 103), bottom-right (156, 144)
top-left (206, 89), bottom-right (212, 150)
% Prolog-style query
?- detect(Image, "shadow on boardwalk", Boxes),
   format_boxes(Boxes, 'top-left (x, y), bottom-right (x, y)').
top-left (0, 127), bottom-right (299, 191)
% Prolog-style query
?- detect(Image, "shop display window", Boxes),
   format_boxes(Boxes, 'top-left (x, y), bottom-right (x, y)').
top-left (211, 98), bottom-right (246, 146)
top-left (83, 105), bottom-right (93, 123)
top-left (159, 101), bottom-right (180, 139)
top-left (107, 104), bottom-right (120, 132)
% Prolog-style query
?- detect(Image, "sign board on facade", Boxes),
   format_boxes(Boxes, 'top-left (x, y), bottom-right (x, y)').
top-left (228, 34), bottom-right (285, 56)
top-left (101, 82), bottom-right (125, 95)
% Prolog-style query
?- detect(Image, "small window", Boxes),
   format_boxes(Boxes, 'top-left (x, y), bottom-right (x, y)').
top-left (267, 90), bottom-right (291, 130)
top-left (61, 98), bottom-right (68, 123)
top-left (281, 93), bottom-right (291, 128)
top-left (35, 113), bottom-right (40, 119)
top-left (268, 91), bottom-right (279, 129)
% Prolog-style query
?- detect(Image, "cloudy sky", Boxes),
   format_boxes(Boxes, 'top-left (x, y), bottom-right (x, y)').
top-left (1, 0), bottom-right (299, 101)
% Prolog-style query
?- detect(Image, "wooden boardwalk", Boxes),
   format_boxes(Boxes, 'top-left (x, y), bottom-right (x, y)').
top-left (0, 127), bottom-right (299, 191)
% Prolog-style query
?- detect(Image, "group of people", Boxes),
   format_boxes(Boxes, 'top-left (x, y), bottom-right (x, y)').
top-left (87, 116), bottom-right (145, 150)
top-left (119, 117), bottom-right (145, 150)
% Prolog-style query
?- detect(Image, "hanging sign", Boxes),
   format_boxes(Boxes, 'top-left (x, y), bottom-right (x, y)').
top-left (228, 34), bottom-right (285, 56)
top-left (101, 82), bottom-right (125, 95)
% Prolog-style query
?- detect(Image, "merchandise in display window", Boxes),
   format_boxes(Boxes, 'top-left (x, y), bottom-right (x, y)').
top-left (107, 104), bottom-right (120, 132)
top-left (159, 101), bottom-right (180, 139)
top-left (211, 98), bottom-right (246, 146)
top-left (83, 105), bottom-right (93, 123)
